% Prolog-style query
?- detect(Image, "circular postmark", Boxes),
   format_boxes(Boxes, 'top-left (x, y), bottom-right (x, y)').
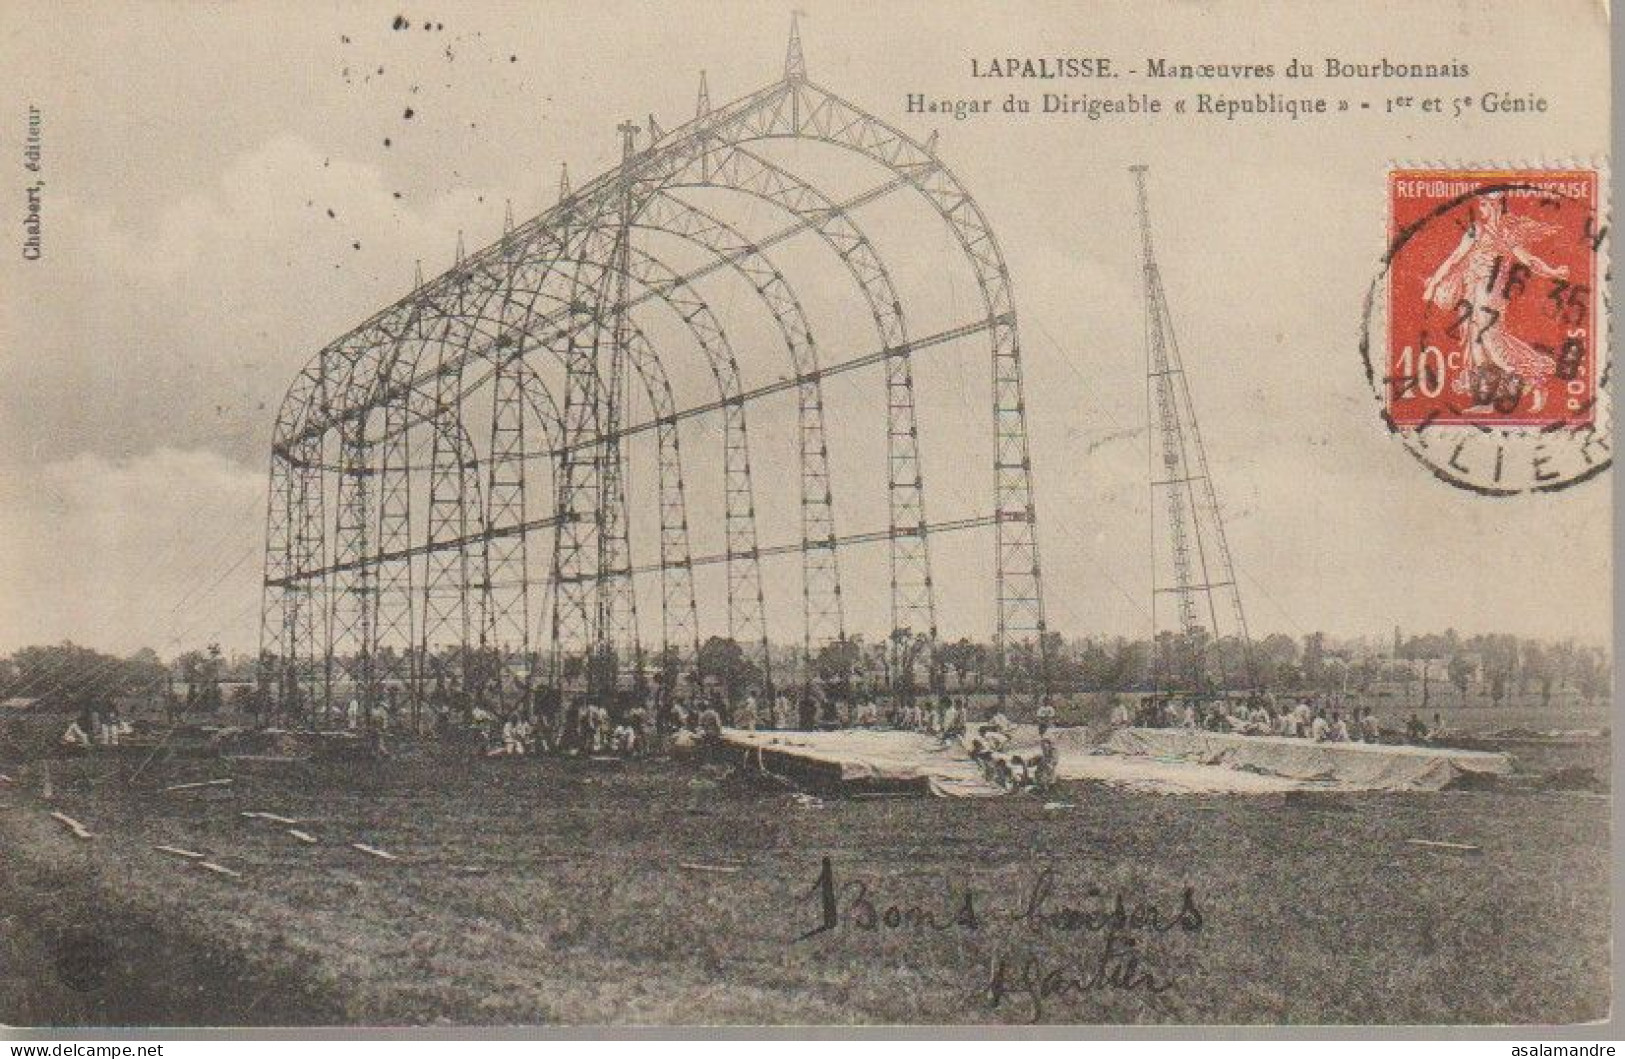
top-left (1360, 169), bottom-right (1610, 495)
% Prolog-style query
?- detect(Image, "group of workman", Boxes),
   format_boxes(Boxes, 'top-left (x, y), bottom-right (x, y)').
top-left (455, 689), bottom-right (1038, 760)
top-left (366, 687), bottom-right (1065, 787)
top-left (59, 704), bottom-right (134, 747)
top-left (1118, 694), bottom-right (1448, 746)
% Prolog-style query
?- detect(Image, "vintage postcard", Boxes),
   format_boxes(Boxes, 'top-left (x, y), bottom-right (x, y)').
top-left (0, 0), bottom-right (1612, 1038)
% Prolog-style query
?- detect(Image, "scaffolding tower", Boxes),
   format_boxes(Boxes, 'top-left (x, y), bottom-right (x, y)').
top-left (1132, 165), bottom-right (1254, 694)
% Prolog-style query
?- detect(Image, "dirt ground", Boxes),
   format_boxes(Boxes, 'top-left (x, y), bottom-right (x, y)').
top-left (0, 737), bottom-right (1610, 1027)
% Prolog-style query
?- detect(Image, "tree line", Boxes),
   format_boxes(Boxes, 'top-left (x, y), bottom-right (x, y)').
top-left (0, 628), bottom-right (1609, 710)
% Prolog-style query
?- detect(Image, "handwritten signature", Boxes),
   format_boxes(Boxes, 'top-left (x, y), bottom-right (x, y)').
top-left (986, 934), bottom-right (1176, 1021)
top-left (794, 857), bottom-right (1201, 1020)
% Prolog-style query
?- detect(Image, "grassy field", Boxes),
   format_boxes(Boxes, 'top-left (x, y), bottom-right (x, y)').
top-left (0, 739), bottom-right (1610, 1027)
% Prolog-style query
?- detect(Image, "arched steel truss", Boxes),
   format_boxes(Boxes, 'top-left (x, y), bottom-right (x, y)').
top-left (260, 27), bottom-right (1049, 718)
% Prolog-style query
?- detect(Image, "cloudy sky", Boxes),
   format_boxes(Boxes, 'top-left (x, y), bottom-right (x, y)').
top-left (0, 0), bottom-right (1610, 658)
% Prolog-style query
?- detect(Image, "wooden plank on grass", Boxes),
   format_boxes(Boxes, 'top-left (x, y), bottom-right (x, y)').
top-left (1406, 838), bottom-right (1482, 853)
top-left (286, 829), bottom-right (317, 844)
top-left (165, 778), bottom-right (233, 791)
top-left (154, 845), bottom-right (207, 859)
top-left (198, 861), bottom-right (242, 878)
top-left (678, 861), bottom-right (743, 874)
top-left (240, 811), bottom-right (300, 824)
top-left (352, 842), bottom-right (400, 861)
top-left (49, 811), bottom-right (92, 839)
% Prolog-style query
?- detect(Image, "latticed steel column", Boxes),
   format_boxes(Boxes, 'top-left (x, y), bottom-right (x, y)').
top-left (330, 418), bottom-right (377, 715)
top-left (632, 338), bottom-right (702, 669)
top-left (550, 218), bottom-right (619, 698)
top-left (595, 120), bottom-right (644, 699)
top-left (373, 395), bottom-right (415, 714)
top-left (482, 223), bottom-right (539, 707)
top-left (511, 360), bottom-right (564, 695)
top-left (483, 353), bottom-right (530, 705)
top-left (421, 363), bottom-right (485, 706)
top-left (538, 316), bottom-right (697, 674)
top-left (259, 450), bottom-right (292, 713)
top-left (636, 257), bottom-right (771, 695)
top-left (286, 438), bottom-right (327, 720)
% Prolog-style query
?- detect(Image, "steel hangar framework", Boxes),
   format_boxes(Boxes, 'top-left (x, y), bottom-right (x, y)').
top-left (259, 23), bottom-right (1050, 720)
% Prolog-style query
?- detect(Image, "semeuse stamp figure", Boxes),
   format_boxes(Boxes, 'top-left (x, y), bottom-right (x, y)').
top-left (1362, 168), bottom-right (1609, 494)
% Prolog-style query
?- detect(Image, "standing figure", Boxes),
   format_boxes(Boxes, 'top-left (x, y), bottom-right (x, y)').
top-left (1422, 194), bottom-right (1569, 402)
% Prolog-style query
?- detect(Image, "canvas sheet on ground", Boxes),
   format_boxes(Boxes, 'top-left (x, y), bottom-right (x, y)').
top-left (0, 0), bottom-right (1612, 1035)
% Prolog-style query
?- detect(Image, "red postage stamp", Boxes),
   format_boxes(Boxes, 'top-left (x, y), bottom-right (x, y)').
top-left (1386, 168), bottom-right (1600, 429)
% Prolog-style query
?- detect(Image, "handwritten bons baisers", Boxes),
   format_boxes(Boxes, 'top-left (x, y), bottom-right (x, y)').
top-left (798, 859), bottom-right (1203, 1016)
top-left (799, 859), bottom-right (1202, 938)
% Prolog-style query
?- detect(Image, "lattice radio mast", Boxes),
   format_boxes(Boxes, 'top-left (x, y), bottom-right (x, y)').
top-left (1132, 165), bottom-right (1253, 693)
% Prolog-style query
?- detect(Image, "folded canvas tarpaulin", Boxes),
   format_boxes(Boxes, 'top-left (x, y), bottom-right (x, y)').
top-left (718, 729), bottom-right (1005, 796)
top-left (716, 725), bottom-right (1518, 798)
top-left (1102, 727), bottom-right (1516, 792)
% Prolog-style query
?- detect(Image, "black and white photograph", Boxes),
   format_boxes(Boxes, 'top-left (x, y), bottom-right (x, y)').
top-left (0, 0), bottom-right (1613, 1042)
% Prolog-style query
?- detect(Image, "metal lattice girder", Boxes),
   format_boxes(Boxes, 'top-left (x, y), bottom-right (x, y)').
top-left (570, 320), bottom-right (698, 669)
top-left (517, 305), bottom-right (698, 670)
top-left (259, 456), bottom-right (292, 711)
top-left (362, 273), bottom-right (458, 714)
top-left (421, 411), bottom-right (484, 691)
top-left (664, 144), bottom-right (938, 668)
top-left (482, 356), bottom-right (532, 691)
top-left (373, 395), bottom-right (416, 702)
top-left (270, 166), bottom-right (922, 470)
top-left (479, 223), bottom-right (572, 705)
top-left (615, 245), bottom-right (771, 693)
top-left (420, 273), bottom-right (496, 700)
top-left (619, 72), bottom-right (1039, 694)
top-left (331, 295), bottom-right (460, 714)
top-left (782, 81), bottom-right (1045, 699)
top-left (632, 189), bottom-right (846, 686)
top-left (1141, 190), bottom-right (1202, 642)
top-left (276, 437), bottom-right (326, 718)
top-left (625, 334), bottom-right (702, 668)
top-left (324, 318), bottom-right (412, 716)
top-left (596, 123), bottom-right (645, 696)
top-left (330, 419), bottom-right (377, 712)
top-left (268, 78), bottom-right (854, 455)
top-left (543, 236), bottom-right (772, 693)
top-left (550, 231), bottom-right (618, 692)
top-left (486, 291), bottom-right (700, 678)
